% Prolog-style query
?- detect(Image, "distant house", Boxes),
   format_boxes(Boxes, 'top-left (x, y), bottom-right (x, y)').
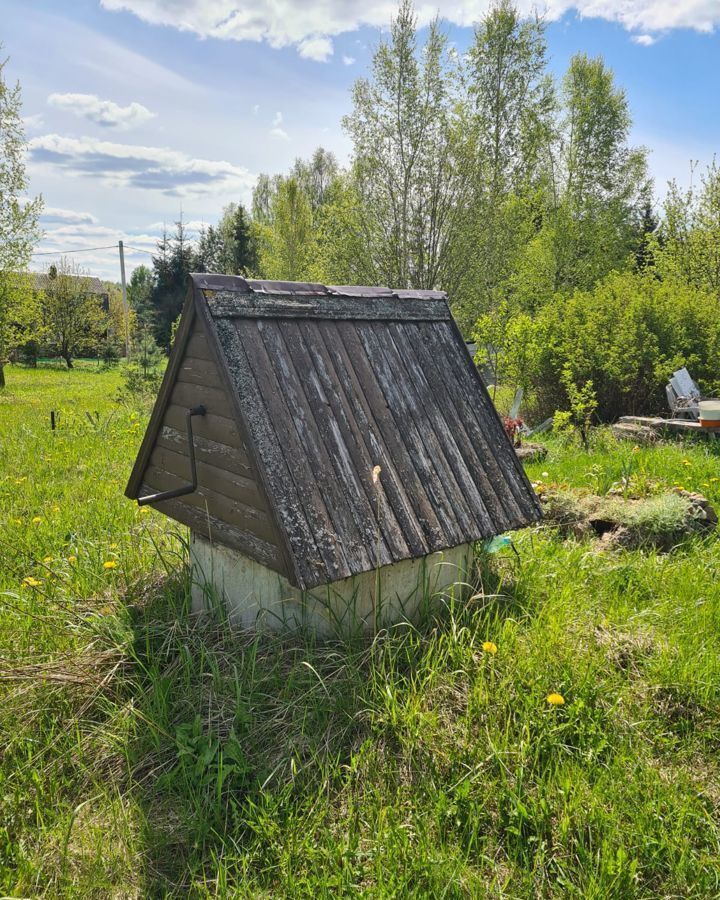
top-left (32, 272), bottom-right (110, 312)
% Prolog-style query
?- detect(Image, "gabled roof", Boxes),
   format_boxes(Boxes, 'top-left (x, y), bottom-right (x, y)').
top-left (127, 274), bottom-right (541, 590)
top-left (32, 273), bottom-right (107, 295)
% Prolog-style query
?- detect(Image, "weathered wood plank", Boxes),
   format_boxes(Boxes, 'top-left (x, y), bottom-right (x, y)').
top-left (240, 318), bottom-right (353, 581)
top-left (184, 329), bottom-right (213, 360)
top-left (170, 379), bottom-right (230, 414)
top-left (306, 319), bottom-right (417, 561)
top-left (334, 321), bottom-right (447, 550)
top-left (157, 425), bottom-right (252, 477)
top-left (385, 321), bottom-right (495, 535)
top-left (125, 292), bottom-right (196, 499)
top-left (212, 317), bottom-right (326, 588)
top-left (148, 443), bottom-right (266, 510)
top-left (207, 292), bottom-right (451, 322)
top-left (140, 485), bottom-right (285, 573)
top-left (177, 355), bottom-right (220, 386)
top-left (433, 321), bottom-right (541, 523)
top-left (359, 322), bottom-right (474, 544)
top-left (407, 322), bottom-right (521, 527)
top-left (162, 404), bottom-right (246, 452)
top-left (275, 319), bottom-right (389, 569)
top-left (141, 464), bottom-right (279, 544)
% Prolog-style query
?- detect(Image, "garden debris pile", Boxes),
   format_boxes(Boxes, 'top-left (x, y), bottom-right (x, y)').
top-left (539, 486), bottom-right (717, 550)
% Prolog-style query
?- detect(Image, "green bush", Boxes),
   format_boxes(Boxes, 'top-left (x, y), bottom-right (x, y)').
top-left (477, 270), bottom-right (720, 421)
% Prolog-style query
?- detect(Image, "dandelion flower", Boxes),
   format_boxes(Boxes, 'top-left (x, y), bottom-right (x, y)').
top-left (546, 692), bottom-right (565, 706)
top-left (109, 542), bottom-right (119, 550)
top-left (52, 505), bottom-right (60, 512)
top-left (32, 516), bottom-right (42, 525)
top-left (67, 555), bottom-right (77, 564)
top-left (683, 459), bottom-right (691, 466)
top-left (372, 465), bottom-right (382, 484)
top-left (13, 518), bottom-right (22, 525)
top-left (22, 576), bottom-right (42, 587)
top-left (482, 641), bottom-right (497, 655)
top-left (541, 471), bottom-right (549, 478)
top-left (42, 556), bottom-right (53, 563)
top-left (103, 560), bottom-right (118, 570)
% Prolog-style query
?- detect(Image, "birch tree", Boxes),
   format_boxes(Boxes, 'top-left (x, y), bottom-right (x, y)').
top-left (343, 0), bottom-right (470, 291)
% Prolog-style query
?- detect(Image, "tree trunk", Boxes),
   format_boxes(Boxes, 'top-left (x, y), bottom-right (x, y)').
top-left (64, 355), bottom-right (73, 369)
top-left (0, 362), bottom-right (5, 388)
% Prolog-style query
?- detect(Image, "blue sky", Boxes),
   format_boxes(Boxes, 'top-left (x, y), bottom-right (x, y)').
top-left (5, 0), bottom-right (720, 280)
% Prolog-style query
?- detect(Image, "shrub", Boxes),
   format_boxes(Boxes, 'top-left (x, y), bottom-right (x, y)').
top-left (476, 271), bottom-right (720, 422)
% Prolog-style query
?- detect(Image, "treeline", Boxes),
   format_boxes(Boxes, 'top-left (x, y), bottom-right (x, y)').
top-left (130, 0), bottom-right (720, 421)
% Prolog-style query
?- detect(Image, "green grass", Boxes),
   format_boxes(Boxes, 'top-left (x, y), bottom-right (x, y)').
top-left (1, 366), bottom-right (719, 897)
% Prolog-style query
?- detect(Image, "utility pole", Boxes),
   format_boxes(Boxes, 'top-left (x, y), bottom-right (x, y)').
top-left (119, 240), bottom-right (129, 358)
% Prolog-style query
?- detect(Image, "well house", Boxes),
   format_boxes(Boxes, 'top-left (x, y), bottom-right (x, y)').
top-left (126, 274), bottom-right (541, 634)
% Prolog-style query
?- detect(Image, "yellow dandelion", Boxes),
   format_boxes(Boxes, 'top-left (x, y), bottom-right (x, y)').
top-left (67, 555), bottom-right (77, 564)
top-left (546, 692), bottom-right (565, 706)
top-left (32, 516), bottom-right (42, 525)
top-left (109, 542), bottom-right (119, 549)
top-left (482, 641), bottom-right (498, 655)
top-left (13, 518), bottom-right (22, 525)
top-left (52, 505), bottom-right (60, 512)
top-left (14, 476), bottom-right (27, 484)
top-left (682, 459), bottom-right (691, 466)
top-left (138, 506), bottom-right (150, 515)
top-left (22, 576), bottom-right (42, 588)
top-left (103, 560), bottom-right (118, 570)
top-left (42, 556), bottom-right (53, 564)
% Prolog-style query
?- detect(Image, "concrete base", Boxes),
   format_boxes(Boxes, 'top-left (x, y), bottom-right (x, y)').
top-left (190, 532), bottom-right (475, 636)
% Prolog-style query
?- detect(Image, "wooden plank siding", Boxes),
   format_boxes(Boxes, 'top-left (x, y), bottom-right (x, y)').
top-left (128, 314), bottom-right (289, 578)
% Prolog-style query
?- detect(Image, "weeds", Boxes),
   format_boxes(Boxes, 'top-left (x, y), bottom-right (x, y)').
top-left (1, 368), bottom-right (720, 896)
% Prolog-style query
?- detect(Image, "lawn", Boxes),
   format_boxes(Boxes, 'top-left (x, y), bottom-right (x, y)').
top-left (1, 365), bottom-right (719, 897)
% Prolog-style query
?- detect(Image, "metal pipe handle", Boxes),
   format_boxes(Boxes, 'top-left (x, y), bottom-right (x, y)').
top-left (137, 405), bottom-right (206, 506)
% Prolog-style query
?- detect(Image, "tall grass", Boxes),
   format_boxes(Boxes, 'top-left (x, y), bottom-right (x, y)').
top-left (1, 366), bottom-right (719, 896)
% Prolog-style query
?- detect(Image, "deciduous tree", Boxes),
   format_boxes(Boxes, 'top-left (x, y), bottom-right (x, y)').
top-left (0, 53), bottom-right (42, 387)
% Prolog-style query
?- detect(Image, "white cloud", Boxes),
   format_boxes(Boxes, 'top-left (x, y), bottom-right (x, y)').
top-left (98, 0), bottom-right (720, 58)
top-left (39, 206), bottom-right (99, 225)
top-left (22, 113), bottom-right (45, 132)
top-left (253, 103), bottom-right (260, 115)
top-left (47, 93), bottom-right (156, 130)
top-left (342, 55), bottom-right (356, 66)
top-left (297, 35), bottom-right (333, 61)
top-left (28, 133), bottom-right (255, 198)
top-left (269, 110), bottom-right (289, 140)
top-left (632, 33), bottom-right (656, 45)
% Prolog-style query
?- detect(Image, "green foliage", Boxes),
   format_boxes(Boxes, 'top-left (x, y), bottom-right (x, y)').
top-left (38, 259), bottom-right (109, 368)
top-left (654, 160), bottom-right (720, 297)
top-left (2, 371), bottom-right (720, 895)
top-left (342, 0), bottom-right (468, 291)
top-left (0, 52), bottom-right (42, 386)
top-left (119, 325), bottom-right (165, 404)
top-left (257, 177), bottom-right (314, 280)
top-left (481, 269), bottom-right (720, 422)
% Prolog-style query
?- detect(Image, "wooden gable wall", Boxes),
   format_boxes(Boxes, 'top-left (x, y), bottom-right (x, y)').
top-left (136, 316), bottom-right (289, 577)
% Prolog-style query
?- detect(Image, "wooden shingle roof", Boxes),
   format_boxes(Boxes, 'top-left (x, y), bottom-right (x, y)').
top-left (127, 274), bottom-right (541, 589)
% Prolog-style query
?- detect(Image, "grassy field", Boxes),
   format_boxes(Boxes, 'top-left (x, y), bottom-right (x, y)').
top-left (1, 364), bottom-right (719, 898)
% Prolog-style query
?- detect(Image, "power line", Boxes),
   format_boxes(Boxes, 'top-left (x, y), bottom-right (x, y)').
top-left (31, 244), bottom-right (156, 258)
top-left (123, 245), bottom-right (155, 255)
top-left (30, 244), bottom-right (118, 256)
